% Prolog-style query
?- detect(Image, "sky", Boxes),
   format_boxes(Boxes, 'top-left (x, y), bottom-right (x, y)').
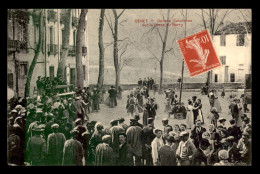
top-left (87, 9), bottom-right (251, 83)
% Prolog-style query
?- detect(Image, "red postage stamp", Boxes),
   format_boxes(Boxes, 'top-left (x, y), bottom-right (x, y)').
top-left (177, 29), bottom-right (221, 77)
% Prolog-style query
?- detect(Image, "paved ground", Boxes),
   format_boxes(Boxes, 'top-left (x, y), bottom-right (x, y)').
top-left (88, 90), bottom-right (251, 133)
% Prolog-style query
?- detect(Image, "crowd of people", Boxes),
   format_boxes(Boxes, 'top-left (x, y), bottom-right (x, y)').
top-left (7, 78), bottom-right (251, 166)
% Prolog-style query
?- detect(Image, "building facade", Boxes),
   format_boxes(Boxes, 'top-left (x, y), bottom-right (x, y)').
top-left (212, 22), bottom-right (252, 84)
top-left (7, 9), bottom-right (88, 98)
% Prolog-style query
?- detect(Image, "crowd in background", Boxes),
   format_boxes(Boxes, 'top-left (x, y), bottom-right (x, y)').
top-left (7, 78), bottom-right (251, 166)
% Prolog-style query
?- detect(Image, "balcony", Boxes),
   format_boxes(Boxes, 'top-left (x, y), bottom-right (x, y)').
top-left (8, 40), bottom-right (28, 52)
top-left (72, 16), bottom-right (78, 27)
top-left (8, 40), bottom-right (21, 52)
top-left (48, 10), bottom-right (57, 22)
top-left (68, 46), bottom-right (76, 56)
top-left (82, 46), bottom-right (87, 56)
top-left (48, 44), bottom-right (58, 56)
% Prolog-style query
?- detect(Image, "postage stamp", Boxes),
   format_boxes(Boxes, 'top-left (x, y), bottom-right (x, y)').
top-left (177, 29), bottom-right (222, 77)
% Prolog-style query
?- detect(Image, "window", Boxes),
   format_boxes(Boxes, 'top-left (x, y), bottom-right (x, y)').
top-left (8, 73), bottom-right (14, 89)
top-left (20, 62), bottom-right (28, 76)
top-left (83, 65), bottom-right (86, 80)
top-left (230, 73), bottom-right (235, 82)
top-left (73, 30), bottom-right (76, 47)
top-left (220, 56), bottom-right (226, 65)
top-left (49, 27), bottom-right (54, 45)
top-left (49, 66), bottom-right (54, 80)
top-left (34, 24), bottom-right (39, 46)
top-left (220, 35), bottom-right (226, 46)
top-left (215, 74), bottom-right (218, 82)
top-left (237, 34), bottom-right (245, 46)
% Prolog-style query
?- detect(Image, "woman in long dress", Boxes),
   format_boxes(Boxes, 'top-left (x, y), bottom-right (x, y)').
top-left (186, 100), bottom-right (194, 129)
top-left (212, 90), bottom-right (222, 113)
top-left (235, 99), bottom-right (243, 127)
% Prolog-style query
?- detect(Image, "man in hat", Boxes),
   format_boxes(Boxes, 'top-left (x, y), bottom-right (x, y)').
top-left (190, 120), bottom-right (206, 148)
top-left (118, 118), bottom-right (128, 132)
top-left (138, 78), bottom-right (142, 87)
top-left (74, 118), bottom-right (87, 145)
top-left (149, 98), bottom-right (158, 119)
top-left (191, 138), bottom-right (210, 166)
top-left (88, 123), bottom-right (104, 166)
top-left (162, 118), bottom-right (173, 135)
top-left (118, 132), bottom-right (134, 166)
top-left (26, 126), bottom-right (47, 166)
top-left (72, 96), bottom-right (85, 124)
top-left (158, 135), bottom-right (177, 166)
top-left (62, 129), bottom-right (84, 166)
top-left (27, 110), bottom-right (43, 138)
top-left (95, 135), bottom-right (115, 166)
top-left (176, 131), bottom-right (196, 166)
top-left (109, 119), bottom-right (125, 163)
top-left (237, 132), bottom-right (251, 165)
top-left (8, 125), bottom-right (22, 165)
top-left (218, 118), bottom-right (227, 130)
top-left (227, 119), bottom-right (242, 143)
top-left (107, 86), bottom-right (117, 108)
top-left (44, 113), bottom-right (55, 140)
top-left (126, 120), bottom-right (143, 166)
top-left (143, 78), bottom-right (147, 87)
top-left (91, 87), bottom-right (100, 112)
top-left (151, 129), bottom-right (164, 166)
top-left (46, 124), bottom-right (66, 166)
top-left (214, 150), bottom-right (232, 166)
top-left (241, 116), bottom-right (251, 133)
top-left (81, 129), bottom-right (91, 166)
top-left (229, 98), bottom-right (239, 123)
top-left (142, 117), bottom-right (155, 166)
top-left (134, 114), bottom-right (143, 128)
top-left (9, 109), bottom-right (18, 120)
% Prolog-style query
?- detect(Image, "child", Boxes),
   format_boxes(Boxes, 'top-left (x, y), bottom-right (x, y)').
top-left (164, 98), bottom-right (171, 113)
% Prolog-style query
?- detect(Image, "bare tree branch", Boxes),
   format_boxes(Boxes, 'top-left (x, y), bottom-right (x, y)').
top-left (117, 9), bottom-right (126, 19)
top-left (119, 18), bottom-right (128, 26)
top-left (214, 9), bottom-right (230, 34)
top-left (146, 47), bottom-right (160, 62)
top-left (156, 27), bottom-right (164, 43)
top-left (201, 9), bottom-right (207, 30)
top-left (104, 13), bottom-right (114, 36)
top-left (201, 9), bottom-right (210, 17)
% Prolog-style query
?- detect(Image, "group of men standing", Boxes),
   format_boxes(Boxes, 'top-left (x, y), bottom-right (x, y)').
top-left (138, 77), bottom-right (155, 90)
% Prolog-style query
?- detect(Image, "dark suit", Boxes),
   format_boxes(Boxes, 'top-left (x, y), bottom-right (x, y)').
top-left (118, 143), bottom-right (134, 166)
top-left (190, 126), bottom-right (206, 148)
top-left (142, 124), bottom-right (155, 165)
top-left (191, 148), bottom-right (207, 166)
top-left (229, 102), bottom-right (239, 119)
top-left (227, 126), bottom-right (242, 143)
top-left (71, 100), bottom-right (85, 120)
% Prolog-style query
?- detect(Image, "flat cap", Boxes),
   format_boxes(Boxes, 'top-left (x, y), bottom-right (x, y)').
top-left (102, 135), bottom-right (111, 141)
top-left (219, 118), bottom-right (226, 122)
top-left (11, 109), bottom-right (18, 113)
top-left (51, 123), bottom-right (59, 129)
top-left (179, 131), bottom-right (189, 136)
top-left (162, 118), bottom-right (169, 122)
top-left (75, 118), bottom-right (82, 124)
top-left (218, 150), bottom-right (229, 160)
top-left (153, 128), bottom-right (162, 135)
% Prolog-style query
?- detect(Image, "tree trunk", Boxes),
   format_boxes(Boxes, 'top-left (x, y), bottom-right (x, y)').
top-left (113, 10), bottom-right (120, 91)
top-left (97, 9), bottom-right (105, 89)
top-left (25, 10), bottom-right (43, 97)
top-left (158, 9), bottom-right (170, 94)
top-left (76, 9), bottom-right (88, 89)
top-left (57, 9), bottom-right (71, 82)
